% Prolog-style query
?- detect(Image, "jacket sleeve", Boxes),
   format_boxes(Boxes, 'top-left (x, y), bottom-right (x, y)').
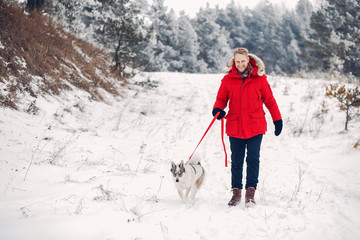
top-left (213, 78), bottom-right (229, 110)
top-left (260, 76), bottom-right (282, 121)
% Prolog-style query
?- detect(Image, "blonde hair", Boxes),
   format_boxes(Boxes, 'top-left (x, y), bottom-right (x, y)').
top-left (233, 48), bottom-right (249, 58)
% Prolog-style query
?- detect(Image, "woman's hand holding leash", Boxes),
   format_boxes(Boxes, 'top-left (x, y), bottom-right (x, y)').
top-left (212, 108), bottom-right (226, 120)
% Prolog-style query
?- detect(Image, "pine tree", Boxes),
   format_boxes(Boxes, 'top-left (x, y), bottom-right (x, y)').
top-left (308, 0), bottom-right (360, 76)
top-left (295, 0), bottom-right (313, 33)
top-left (243, 2), bottom-right (283, 73)
top-left (277, 5), bottom-right (315, 74)
top-left (138, 0), bottom-right (204, 73)
top-left (94, 0), bottom-right (148, 77)
top-left (193, 4), bottom-right (232, 73)
top-left (176, 12), bottom-right (204, 73)
top-left (294, 0), bottom-right (314, 72)
top-left (161, 9), bottom-right (181, 72)
top-left (138, 0), bottom-right (177, 72)
top-left (278, 10), bottom-right (301, 73)
top-left (215, 1), bottom-right (247, 49)
top-left (44, 1), bottom-right (99, 41)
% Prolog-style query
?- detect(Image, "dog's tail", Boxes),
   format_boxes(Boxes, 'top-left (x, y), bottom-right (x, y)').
top-left (196, 168), bottom-right (205, 189)
top-left (187, 153), bottom-right (201, 165)
top-left (188, 153), bottom-right (205, 189)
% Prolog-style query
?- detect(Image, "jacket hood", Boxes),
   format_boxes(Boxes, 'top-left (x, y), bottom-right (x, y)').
top-left (225, 53), bottom-right (266, 77)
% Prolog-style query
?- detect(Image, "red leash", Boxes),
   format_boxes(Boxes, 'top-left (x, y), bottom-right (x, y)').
top-left (221, 116), bottom-right (228, 167)
top-left (188, 112), bottom-right (228, 167)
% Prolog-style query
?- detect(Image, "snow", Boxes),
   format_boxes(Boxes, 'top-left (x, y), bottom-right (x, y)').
top-left (1, 72), bottom-right (360, 240)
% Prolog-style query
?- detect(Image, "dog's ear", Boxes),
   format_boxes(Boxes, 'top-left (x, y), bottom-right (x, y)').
top-left (179, 160), bottom-right (185, 169)
top-left (171, 161), bottom-right (176, 171)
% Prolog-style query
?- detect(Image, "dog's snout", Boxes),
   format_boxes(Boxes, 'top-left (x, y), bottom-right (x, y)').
top-left (176, 179), bottom-right (179, 182)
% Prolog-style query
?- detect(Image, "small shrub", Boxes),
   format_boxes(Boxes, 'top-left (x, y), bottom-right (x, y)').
top-left (326, 83), bottom-right (360, 130)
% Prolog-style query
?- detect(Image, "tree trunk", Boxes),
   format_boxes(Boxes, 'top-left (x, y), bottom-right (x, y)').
top-left (27, 0), bottom-right (44, 11)
top-left (114, 31), bottom-right (124, 77)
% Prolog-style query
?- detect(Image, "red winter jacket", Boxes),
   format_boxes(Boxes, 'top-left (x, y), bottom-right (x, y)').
top-left (213, 54), bottom-right (281, 139)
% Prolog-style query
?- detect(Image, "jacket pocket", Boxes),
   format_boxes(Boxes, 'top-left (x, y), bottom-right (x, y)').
top-left (250, 109), bottom-right (265, 119)
top-left (226, 115), bottom-right (239, 136)
top-left (249, 109), bottom-right (266, 133)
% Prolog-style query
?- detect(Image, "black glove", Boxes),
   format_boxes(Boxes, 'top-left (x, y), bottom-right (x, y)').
top-left (274, 119), bottom-right (283, 136)
top-left (212, 108), bottom-right (226, 120)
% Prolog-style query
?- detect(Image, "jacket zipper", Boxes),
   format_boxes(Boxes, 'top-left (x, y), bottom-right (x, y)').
top-left (240, 77), bottom-right (246, 138)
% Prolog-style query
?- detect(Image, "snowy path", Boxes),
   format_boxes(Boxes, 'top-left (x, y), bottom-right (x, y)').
top-left (1, 72), bottom-right (360, 240)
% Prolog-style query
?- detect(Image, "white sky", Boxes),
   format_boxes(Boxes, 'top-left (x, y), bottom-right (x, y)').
top-left (163, 0), bottom-right (303, 17)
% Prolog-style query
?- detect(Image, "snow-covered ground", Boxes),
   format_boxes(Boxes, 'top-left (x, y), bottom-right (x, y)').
top-left (1, 72), bottom-right (359, 240)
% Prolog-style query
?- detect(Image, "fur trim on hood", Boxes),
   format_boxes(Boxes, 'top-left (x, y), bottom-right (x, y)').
top-left (225, 53), bottom-right (266, 76)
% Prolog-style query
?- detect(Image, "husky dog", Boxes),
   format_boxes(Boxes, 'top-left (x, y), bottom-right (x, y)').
top-left (170, 155), bottom-right (205, 202)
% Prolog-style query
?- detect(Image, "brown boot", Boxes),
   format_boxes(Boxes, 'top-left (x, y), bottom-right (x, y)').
top-left (228, 188), bottom-right (241, 207)
top-left (245, 187), bottom-right (256, 207)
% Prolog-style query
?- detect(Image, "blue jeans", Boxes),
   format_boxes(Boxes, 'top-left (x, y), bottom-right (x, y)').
top-left (229, 134), bottom-right (263, 189)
